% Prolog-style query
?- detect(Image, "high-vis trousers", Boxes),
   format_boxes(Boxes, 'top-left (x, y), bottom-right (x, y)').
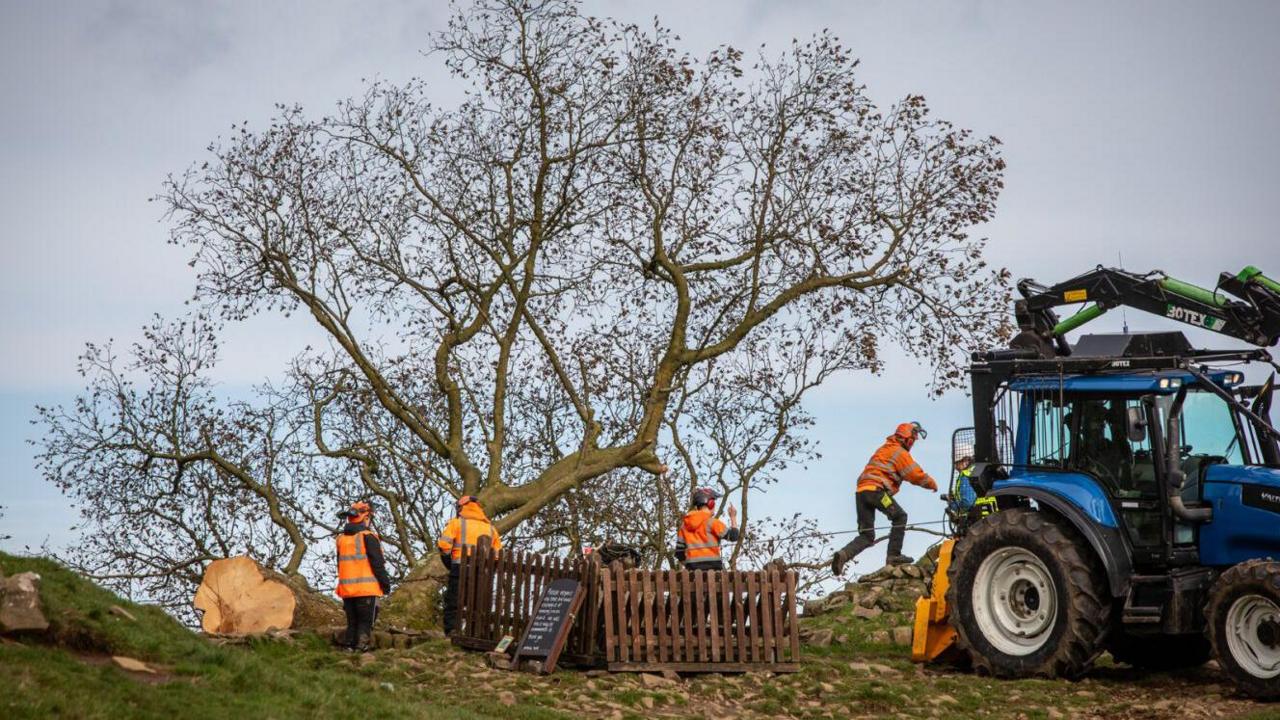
top-left (837, 489), bottom-right (908, 561)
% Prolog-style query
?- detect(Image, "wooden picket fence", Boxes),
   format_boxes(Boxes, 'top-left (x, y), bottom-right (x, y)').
top-left (452, 542), bottom-right (602, 666)
top-left (599, 565), bottom-right (800, 672)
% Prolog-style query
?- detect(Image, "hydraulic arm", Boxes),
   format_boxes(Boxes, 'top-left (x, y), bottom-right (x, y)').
top-left (1011, 265), bottom-right (1280, 358)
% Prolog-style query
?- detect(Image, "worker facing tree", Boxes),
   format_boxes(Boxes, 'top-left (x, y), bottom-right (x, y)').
top-left (436, 496), bottom-right (501, 635)
top-left (832, 422), bottom-right (938, 574)
top-left (675, 486), bottom-right (740, 571)
top-left (33, 0), bottom-right (1010, 618)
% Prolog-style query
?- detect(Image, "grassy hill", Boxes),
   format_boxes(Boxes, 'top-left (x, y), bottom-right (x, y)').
top-left (1, 552), bottom-right (1276, 720)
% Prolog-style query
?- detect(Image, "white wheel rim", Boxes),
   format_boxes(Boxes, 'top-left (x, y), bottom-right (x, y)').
top-left (971, 546), bottom-right (1058, 656)
top-left (1224, 594), bottom-right (1280, 679)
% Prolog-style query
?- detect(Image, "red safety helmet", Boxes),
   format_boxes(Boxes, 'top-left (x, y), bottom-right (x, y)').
top-left (691, 487), bottom-right (720, 511)
top-left (894, 421), bottom-right (927, 446)
top-left (455, 495), bottom-right (480, 512)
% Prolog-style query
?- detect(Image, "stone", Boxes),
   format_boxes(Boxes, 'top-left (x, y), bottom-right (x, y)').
top-left (819, 682), bottom-right (836, 695)
top-left (857, 588), bottom-right (884, 609)
top-left (900, 564), bottom-right (925, 579)
top-left (803, 598), bottom-right (828, 616)
top-left (498, 691), bottom-right (516, 707)
top-left (641, 696), bottom-right (655, 709)
top-left (484, 651), bottom-right (513, 669)
top-left (0, 572), bottom-right (48, 633)
top-left (379, 682), bottom-right (395, 692)
top-left (639, 672), bottom-right (674, 688)
top-left (848, 661), bottom-right (871, 673)
top-left (806, 628), bottom-right (834, 648)
top-left (111, 655), bottom-right (157, 674)
top-left (108, 605), bottom-right (137, 622)
top-left (891, 626), bottom-right (913, 646)
top-left (660, 669), bottom-right (682, 683)
top-left (852, 606), bottom-right (883, 620)
top-left (869, 630), bottom-right (891, 644)
top-left (825, 593), bottom-right (849, 610)
top-left (930, 694), bottom-right (959, 706)
top-left (586, 669), bottom-right (609, 678)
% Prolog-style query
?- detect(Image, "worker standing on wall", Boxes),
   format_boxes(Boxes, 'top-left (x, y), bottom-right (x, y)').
top-left (335, 500), bottom-right (392, 652)
top-left (831, 422), bottom-right (938, 575)
top-left (675, 487), bottom-right (740, 571)
top-left (436, 495), bottom-right (502, 635)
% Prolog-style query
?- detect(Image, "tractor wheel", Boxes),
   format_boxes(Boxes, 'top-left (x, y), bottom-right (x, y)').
top-left (1106, 631), bottom-right (1210, 670)
top-left (946, 508), bottom-right (1111, 678)
top-left (1206, 559), bottom-right (1280, 699)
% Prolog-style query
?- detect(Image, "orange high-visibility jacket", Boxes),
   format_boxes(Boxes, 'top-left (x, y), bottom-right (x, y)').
top-left (336, 530), bottom-right (385, 598)
top-left (436, 500), bottom-right (502, 563)
top-left (678, 508), bottom-right (729, 563)
top-left (856, 437), bottom-right (938, 495)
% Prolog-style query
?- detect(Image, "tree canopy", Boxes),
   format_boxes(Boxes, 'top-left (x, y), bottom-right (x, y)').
top-left (36, 0), bottom-right (1009, 614)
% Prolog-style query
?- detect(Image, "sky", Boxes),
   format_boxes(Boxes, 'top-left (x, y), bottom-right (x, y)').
top-left (2, 1), bottom-right (1279, 586)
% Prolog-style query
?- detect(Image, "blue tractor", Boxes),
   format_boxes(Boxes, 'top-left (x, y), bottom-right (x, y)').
top-left (946, 266), bottom-right (1280, 698)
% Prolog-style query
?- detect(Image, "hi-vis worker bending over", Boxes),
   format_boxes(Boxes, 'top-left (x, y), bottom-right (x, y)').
top-left (436, 495), bottom-right (501, 635)
top-left (831, 422), bottom-right (938, 575)
top-left (675, 487), bottom-right (740, 571)
top-left (335, 500), bottom-right (392, 652)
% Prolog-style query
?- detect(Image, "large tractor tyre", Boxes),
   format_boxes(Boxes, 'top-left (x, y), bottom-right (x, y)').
top-left (1206, 559), bottom-right (1280, 700)
top-left (1106, 631), bottom-right (1211, 671)
top-left (946, 508), bottom-right (1112, 678)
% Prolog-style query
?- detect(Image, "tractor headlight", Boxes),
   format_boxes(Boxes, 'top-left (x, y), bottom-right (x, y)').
top-left (1158, 378), bottom-right (1182, 389)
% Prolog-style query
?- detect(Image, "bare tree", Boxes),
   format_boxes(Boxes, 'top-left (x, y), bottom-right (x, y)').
top-left (35, 0), bottom-right (1009, 621)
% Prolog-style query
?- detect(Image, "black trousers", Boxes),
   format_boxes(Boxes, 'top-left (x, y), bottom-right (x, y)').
top-left (342, 596), bottom-right (377, 647)
top-left (683, 559), bottom-right (725, 571)
top-left (442, 564), bottom-right (461, 635)
top-left (837, 489), bottom-right (908, 561)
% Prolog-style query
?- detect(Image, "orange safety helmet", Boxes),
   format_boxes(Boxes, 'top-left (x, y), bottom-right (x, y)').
top-left (342, 500), bottom-right (374, 523)
top-left (894, 421), bottom-right (927, 446)
top-left (455, 495), bottom-right (480, 513)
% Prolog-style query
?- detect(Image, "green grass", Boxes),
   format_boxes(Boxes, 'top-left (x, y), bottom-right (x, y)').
top-left (3, 552), bottom-right (1278, 720)
top-left (0, 553), bottom-right (568, 720)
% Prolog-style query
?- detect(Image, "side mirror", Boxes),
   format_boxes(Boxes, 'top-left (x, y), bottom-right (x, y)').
top-left (1126, 406), bottom-right (1147, 443)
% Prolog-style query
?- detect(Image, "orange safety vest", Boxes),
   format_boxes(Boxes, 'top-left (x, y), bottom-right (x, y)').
top-left (335, 530), bottom-right (384, 598)
top-left (678, 508), bottom-right (728, 563)
top-left (437, 502), bottom-right (502, 563)
top-left (856, 437), bottom-right (937, 496)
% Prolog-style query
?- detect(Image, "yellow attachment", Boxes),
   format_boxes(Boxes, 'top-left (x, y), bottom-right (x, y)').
top-left (911, 538), bottom-right (958, 663)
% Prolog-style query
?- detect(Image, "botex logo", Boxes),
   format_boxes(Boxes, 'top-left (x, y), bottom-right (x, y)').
top-left (1165, 304), bottom-right (1227, 331)
top-left (1262, 490), bottom-right (1280, 505)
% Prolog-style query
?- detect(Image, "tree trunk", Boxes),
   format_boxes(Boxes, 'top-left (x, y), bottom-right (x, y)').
top-left (193, 556), bottom-right (342, 635)
top-left (378, 556), bottom-right (448, 632)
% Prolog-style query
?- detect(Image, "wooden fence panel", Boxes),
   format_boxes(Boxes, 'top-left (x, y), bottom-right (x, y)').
top-left (598, 564), bottom-right (799, 673)
top-left (451, 544), bottom-right (603, 666)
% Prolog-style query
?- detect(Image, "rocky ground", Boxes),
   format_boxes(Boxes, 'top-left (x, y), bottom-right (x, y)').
top-left (2, 551), bottom-right (1277, 720)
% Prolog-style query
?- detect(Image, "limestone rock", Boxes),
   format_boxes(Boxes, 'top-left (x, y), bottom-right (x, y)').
top-left (640, 672), bottom-right (674, 688)
top-left (108, 605), bottom-right (137, 622)
top-left (111, 655), bottom-right (157, 674)
top-left (0, 572), bottom-right (48, 633)
top-left (891, 626), bottom-right (913, 646)
top-left (852, 606), bottom-right (883, 620)
top-left (498, 691), bottom-right (516, 707)
top-left (805, 628), bottom-right (834, 648)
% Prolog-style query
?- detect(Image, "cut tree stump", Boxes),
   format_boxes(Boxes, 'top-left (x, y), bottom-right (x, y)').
top-left (193, 556), bottom-right (341, 635)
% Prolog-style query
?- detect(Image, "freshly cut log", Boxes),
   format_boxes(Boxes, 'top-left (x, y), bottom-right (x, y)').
top-left (193, 556), bottom-right (341, 635)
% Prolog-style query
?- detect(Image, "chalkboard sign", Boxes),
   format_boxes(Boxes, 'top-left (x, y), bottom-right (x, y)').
top-left (510, 578), bottom-right (584, 674)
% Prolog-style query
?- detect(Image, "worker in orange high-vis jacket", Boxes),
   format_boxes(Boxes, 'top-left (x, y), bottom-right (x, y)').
top-left (436, 495), bottom-right (501, 635)
top-left (831, 422), bottom-right (938, 575)
top-left (675, 486), bottom-right (740, 571)
top-left (335, 500), bottom-right (392, 652)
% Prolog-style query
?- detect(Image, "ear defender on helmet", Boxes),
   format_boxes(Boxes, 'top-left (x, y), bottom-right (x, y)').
top-left (691, 487), bottom-right (721, 510)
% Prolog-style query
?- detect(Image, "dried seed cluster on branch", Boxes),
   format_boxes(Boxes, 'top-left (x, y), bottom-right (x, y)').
top-left (35, 0), bottom-right (1010, 614)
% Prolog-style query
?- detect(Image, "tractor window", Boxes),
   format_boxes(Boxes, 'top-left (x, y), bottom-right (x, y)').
top-left (1029, 399), bottom-right (1069, 467)
top-left (1179, 390), bottom-right (1245, 465)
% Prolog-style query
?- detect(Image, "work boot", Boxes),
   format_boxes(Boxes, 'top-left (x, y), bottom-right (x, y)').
top-left (831, 550), bottom-right (850, 577)
top-left (886, 554), bottom-right (915, 566)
